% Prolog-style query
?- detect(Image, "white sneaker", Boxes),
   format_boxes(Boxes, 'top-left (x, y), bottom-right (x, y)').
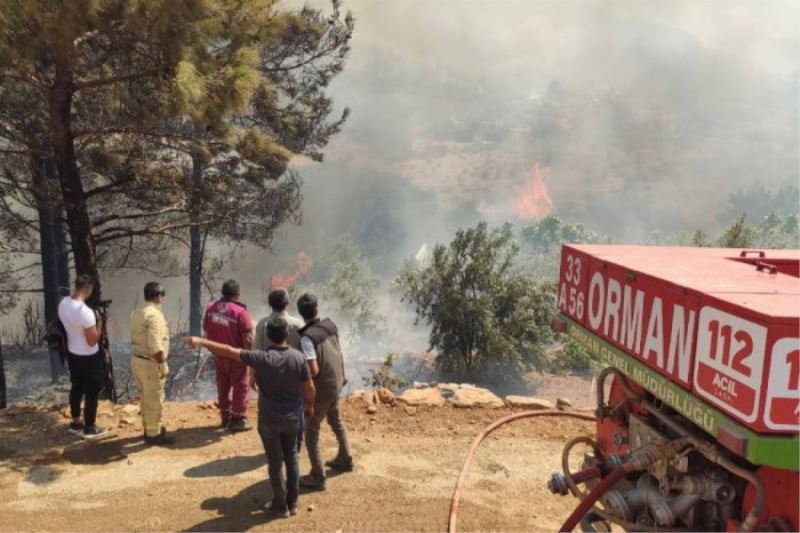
top-left (82, 426), bottom-right (109, 440)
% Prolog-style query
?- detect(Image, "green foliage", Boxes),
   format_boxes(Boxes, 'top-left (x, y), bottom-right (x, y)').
top-left (517, 215), bottom-right (600, 281)
top-left (519, 215), bottom-right (599, 253)
top-left (691, 229), bottom-right (711, 247)
top-left (398, 222), bottom-right (555, 381)
top-left (548, 339), bottom-right (600, 375)
top-left (717, 214), bottom-right (756, 248)
top-left (362, 353), bottom-right (409, 392)
top-left (753, 212), bottom-right (799, 249)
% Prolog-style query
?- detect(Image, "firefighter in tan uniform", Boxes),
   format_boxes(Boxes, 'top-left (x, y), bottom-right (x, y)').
top-left (129, 282), bottom-right (175, 446)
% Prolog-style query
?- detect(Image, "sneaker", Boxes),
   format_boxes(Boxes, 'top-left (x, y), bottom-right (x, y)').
top-left (228, 418), bottom-right (252, 433)
top-left (82, 426), bottom-right (109, 440)
top-left (145, 428), bottom-right (176, 446)
top-left (325, 457), bottom-right (354, 472)
top-left (68, 422), bottom-right (84, 435)
top-left (289, 505), bottom-right (298, 516)
top-left (263, 501), bottom-right (290, 519)
top-left (300, 474), bottom-right (326, 491)
top-left (219, 419), bottom-right (230, 429)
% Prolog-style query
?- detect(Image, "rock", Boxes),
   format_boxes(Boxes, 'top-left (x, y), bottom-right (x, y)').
top-left (349, 389), bottom-right (368, 401)
top-left (459, 383), bottom-right (476, 389)
top-left (505, 396), bottom-right (555, 410)
top-left (403, 406), bottom-right (417, 416)
top-left (119, 404), bottom-right (139, 416)
top-left (436, 383), bottom-right (460, 398)
top-left (397, 388), bottom-right (446, 407)
top-left (412, 381), bottom-right (429, 389)
top-left (307, 504), bottom-right (315, 512)
top-left (60, 406), bottom-right (71, 419)
top-left (376, 387), bottom-right (395, 405)
top-left (556, 398), bottom-right (573, 410)
top-left (452, 388), bottom-right (504, 408)
top-left (366, 405), bottom-right (378, 415)
top-left (119, 416), bottom-right (137, 427)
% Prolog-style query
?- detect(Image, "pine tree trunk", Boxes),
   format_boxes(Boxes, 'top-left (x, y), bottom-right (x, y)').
top-left (54, 214), bottom-right (70, 292)
top-left (49, 157), bottom-right (72, 293)
top-left (38, 205), bottom-right (65, 382)
top-left (189, 154), bottom-right (204, 335)
top-left (32, 156), bottom-right (66, 382)
top-left (0, 338), bottom-right (6, 409)
top-left (48, 63), bottom-right (101, 305)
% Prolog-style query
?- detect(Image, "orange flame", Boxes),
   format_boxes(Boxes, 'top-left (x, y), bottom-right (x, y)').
top-left (270, 251), bottom-right (313, 289)
top-left (514, 163), bottom-right (554, 220)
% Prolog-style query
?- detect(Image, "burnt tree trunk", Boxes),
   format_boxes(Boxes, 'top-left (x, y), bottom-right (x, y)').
top-left (188, 153), bottom-right (204, 335)
top-left (50, 158), bottom-right (72, 294)
top-left (31, 156), bottom-right (66, 382)
top-left (48, 60), bottom-right (100, 305)
top-left (54, 213), bottom-right (70, 292)
top-left (0, 338), bottom-right (6, 409)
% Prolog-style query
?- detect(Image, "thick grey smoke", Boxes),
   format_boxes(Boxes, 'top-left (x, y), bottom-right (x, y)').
top-left (291, 0), bottom-right (798, 240)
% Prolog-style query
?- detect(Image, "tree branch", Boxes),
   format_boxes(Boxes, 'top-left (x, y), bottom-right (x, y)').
top-left (92, 205), bottom-right (186, 227)
top-left (74, 68), bottom-right (162, 90)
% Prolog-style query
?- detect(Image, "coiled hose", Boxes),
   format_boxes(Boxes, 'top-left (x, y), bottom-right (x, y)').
top-left (448, 409), bottom-right (596, 533)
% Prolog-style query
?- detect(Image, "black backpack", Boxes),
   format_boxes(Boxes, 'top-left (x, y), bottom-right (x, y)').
top-left (45, 318), bottom-right (68, 369)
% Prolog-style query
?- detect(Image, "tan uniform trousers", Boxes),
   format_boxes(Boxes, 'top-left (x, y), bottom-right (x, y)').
top-left (131, 357), bottom-right (168, 437)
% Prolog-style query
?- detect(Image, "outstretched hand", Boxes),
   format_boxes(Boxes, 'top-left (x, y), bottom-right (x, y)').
top-left (185, 336), bottom-right (201, 349)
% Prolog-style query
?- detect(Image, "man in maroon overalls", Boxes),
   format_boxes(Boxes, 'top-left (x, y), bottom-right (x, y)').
top-left (203, 279), bottom-right (254, 432)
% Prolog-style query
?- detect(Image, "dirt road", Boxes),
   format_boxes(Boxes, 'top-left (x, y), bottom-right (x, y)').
top-left (0, 399), bottom-right (594, 531)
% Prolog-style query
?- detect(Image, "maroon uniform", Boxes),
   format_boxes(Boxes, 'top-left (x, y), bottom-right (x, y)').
top-left (203, 298), bottom-right (253, 423)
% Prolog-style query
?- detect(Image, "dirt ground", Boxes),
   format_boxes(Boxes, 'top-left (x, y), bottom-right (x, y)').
top-left (0, 397), bottom-right (595, 532)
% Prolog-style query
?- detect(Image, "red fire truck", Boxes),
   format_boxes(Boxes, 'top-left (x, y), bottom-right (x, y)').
top-left (550, 246), bottom-right (799, 531)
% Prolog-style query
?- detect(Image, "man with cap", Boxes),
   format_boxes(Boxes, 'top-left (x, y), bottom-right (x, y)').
top-left (203, 279), bottom-right (254, 432)
top-left (129, 281), bottom-right (174, 445)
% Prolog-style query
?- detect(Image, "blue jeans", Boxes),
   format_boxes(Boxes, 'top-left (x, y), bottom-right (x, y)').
top-left (258, 421), bottom-right (300, 511)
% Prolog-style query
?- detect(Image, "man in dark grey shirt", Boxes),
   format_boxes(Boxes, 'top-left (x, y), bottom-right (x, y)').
top-left (187, 318), bottom-right (315, 519)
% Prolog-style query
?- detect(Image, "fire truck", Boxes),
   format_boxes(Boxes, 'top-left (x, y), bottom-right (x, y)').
top-left (550, 245), bottom-right (799, 531)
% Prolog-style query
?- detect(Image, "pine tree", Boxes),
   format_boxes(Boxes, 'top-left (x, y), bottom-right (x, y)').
top-left (0, 0), bottom-right (353, 317)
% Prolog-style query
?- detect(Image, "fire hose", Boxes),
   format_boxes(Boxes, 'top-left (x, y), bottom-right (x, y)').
top-left (448, 409), bottom-right (597, 533)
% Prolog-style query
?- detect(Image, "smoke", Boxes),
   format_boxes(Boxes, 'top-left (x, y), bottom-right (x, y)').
top-left (299, 0), bottom-right (798, 238)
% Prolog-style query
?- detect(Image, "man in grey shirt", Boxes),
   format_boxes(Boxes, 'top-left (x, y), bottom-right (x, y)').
top-left (187, 318), bottom-right (315, 519)
top-left (255, 289), bottom-right (304, 351)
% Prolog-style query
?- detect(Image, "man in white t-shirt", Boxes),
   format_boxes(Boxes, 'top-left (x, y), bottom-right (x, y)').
top-left (57, 274), bottom-right (108, 439)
